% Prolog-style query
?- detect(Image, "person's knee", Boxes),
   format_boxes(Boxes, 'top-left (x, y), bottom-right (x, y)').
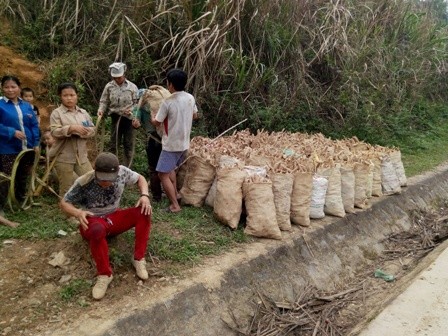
top-left (87, 221), bottom-right (106, 240)
top-left (129, 207), bottom-right (151, 225)
top-left (159, 171), bottom-right (171, 179)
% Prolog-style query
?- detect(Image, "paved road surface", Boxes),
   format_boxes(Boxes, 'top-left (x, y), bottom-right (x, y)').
top-left (359, 245), bottom-right (448, 336)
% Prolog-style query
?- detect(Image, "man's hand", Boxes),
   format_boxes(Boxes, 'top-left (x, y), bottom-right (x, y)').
top-left (132, 119), bottom-right (141, 128)
top-left (76, 209), bottom-right (95, 230)
top-left (151, 117), bottom-right (161, 127)
top-left (136, 195), bottom-right (152, 216)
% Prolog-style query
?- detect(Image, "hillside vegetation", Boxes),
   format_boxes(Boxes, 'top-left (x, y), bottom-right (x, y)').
top-left (0, 0), bottom-right (447, 150)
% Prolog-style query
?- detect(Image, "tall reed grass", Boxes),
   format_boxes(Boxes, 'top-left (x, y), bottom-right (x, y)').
top-left (0, 0), bottom-right (447, 143)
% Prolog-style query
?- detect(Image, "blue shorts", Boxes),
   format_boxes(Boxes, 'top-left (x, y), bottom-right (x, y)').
top-left (156, 150), bottom-right (186, 173)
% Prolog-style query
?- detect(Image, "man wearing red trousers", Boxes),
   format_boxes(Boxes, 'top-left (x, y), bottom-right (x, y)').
top-left (60, 152), bottom-right (152, 300)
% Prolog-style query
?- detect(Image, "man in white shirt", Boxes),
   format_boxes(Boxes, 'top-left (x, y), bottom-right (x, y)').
top-left (151, 69), bottom-right (198, 213)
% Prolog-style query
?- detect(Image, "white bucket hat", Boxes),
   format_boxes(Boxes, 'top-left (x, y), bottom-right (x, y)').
top-left (109, 62), bottom-right (126, 77)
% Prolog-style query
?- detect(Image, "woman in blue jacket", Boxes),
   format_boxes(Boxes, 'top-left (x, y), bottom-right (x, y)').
top-left (0, 75), bottom-right (40, 226)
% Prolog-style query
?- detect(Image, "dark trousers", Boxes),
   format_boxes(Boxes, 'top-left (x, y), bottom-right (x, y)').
top-left (0, 151), bottom-right (34, 208)
top-left (146, 133), bottom-right (162, 200)
top-left (109, 114), bottom-right (135, 167)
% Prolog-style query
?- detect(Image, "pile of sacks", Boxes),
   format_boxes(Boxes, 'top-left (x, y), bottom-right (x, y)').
top-left (178, 130), bottom-right (406, 240)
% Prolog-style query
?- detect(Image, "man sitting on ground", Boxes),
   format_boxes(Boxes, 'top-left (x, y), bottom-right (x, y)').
top-left (59, 152), bottom-right (152, 300)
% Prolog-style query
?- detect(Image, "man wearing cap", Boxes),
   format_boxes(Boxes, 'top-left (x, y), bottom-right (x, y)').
top-left (97, 62), bottom-right (138, 167)
top-left (59, 152), bottom-right (152, 300)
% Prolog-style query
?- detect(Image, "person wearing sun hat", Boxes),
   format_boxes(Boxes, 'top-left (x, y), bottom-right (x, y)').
top-left (97, 62), bottom-right (138, 167)
top-left (59, 152), bottom-right (152, 300)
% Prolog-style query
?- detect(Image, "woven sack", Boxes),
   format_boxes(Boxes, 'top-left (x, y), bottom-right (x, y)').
top-left (381, 154), bottom-right (401, 195)
top-left (243, 180), bottom-right (282, 240)
top-left (365, 162), bottom-right (374, 198)
top-left (371, 157), bottom-right (383, 197)
top-left (206, 155), bottom-right (244, 208)
top-left (204, 177), bottom-right (217, 208)
top-left (180, 155), bottom-right (215, 207)
top-left (340, 166), bottom-right (355, 213)
top-left (389, 149), bottom-right (407, 187)
top-left (353, 163), bottom-right (370, 209)
top-left (271, 173), bottom-right (294, 231)
top-left (214, 167), bottom-right (246, 229)
top-left (310, 175), bottom-right (328, 219)
top-left (141, 85), bottom-right (171, 137)
top-left (290, 172), bottom-right (313, 227)
top-left (176, 151), bottom-right (189, 191)
top-left (318, 165), bottom-right (345, 217)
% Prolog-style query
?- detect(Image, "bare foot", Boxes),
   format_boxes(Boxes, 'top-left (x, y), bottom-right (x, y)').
top-left (0, 215), bottom-right (19, 228)
top-left (166, 206), bottom-right (181, 213)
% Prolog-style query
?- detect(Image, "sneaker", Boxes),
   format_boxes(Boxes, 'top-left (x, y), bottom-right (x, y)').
top-left (92, 275), bottom-right (113, 300)
top-left (132, 259), bottom-right (148, 280)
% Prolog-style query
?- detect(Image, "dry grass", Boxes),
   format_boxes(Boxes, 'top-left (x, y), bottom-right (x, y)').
top-left (1, 0), bottom-right (446, 135)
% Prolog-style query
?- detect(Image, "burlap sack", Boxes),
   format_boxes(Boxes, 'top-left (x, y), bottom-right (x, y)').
top-left (271, 173), bottom-right (294, 231)
top-left (371, 157), bottom-right (383, 197)
top-left (180, 155), bottom-right (215, 207)
top-left (140, 85), bottom-right (171, 137)
top-left (310, 175), bottom-right (328, 219)
top-left (243, 181), bottom-right (282, 240)
top-left (365, 161), bottom-right (374, 198)
top-left (389, 149), bottom-right (407, 187)
top-left (204, 177), bottom-right (217, 208)
top-left (290, 172), bottom-right (313, 227)
top-left (206, 155), bottom-right (244, 208)
top-left (318, 165), bottom-right (345, 217)
top-left (340, 166), bottom-right (355, 213)
top-left (381, 154), bottom-right (401, 195)
top-left (214, 167), bottom-right (246, 229)
top-left (353, 163), bottom-right (370, 209)
top-left (176, 150), bottom-right (189, 191)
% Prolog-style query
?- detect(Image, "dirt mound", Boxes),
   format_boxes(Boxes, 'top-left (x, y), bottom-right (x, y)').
top-left (0, 45), bottom-right (50, 129)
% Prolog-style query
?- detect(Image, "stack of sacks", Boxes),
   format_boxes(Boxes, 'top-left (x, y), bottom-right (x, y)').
top-left (177, 130), bottom-right (407, 240)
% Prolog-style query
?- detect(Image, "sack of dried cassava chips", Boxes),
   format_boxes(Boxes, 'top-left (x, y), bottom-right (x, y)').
top-left (214, 167), bottom-right (246, 229)
top-left (271, 173), bottom-right (294, 231)
top-left (290, 172), bottom-right (313, 227)
top-left (180, 155), bottom-right (215, 207)
top-left (243, 179), bottom-right (282, 240)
